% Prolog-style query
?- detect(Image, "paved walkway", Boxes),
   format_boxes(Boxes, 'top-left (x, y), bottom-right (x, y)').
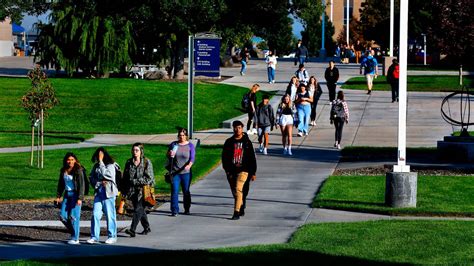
top-left (0, 59), bottom-right (470, 260)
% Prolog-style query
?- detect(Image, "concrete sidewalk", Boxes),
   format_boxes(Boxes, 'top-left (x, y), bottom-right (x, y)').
top-left (0, 60), bottom-right (466, 261)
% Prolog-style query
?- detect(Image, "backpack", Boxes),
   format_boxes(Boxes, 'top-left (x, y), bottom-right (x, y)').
top-left (331, 101), bottom-right (346, 119)
top-left (364, 58), bottom-right (376, 73)
top-left (393, 65), bottom-right (400, 79)
top-left (241, 92), bottom-right (250, 110)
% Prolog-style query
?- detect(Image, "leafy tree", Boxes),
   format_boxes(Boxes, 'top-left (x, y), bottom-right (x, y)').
top-left (429, 0), bottom-right (474, 65)
top-left (291, 0), bottom-right (324, 55)
top-left (0, 0), bottom-right (49, 23)
top-left (21, 64), bottom-right (59, 168)
top-left (35, 0), bottom-right (135, 77)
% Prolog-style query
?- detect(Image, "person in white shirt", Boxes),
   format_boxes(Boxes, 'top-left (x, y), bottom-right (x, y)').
top-left (265, 50), bottom-right (277, 84)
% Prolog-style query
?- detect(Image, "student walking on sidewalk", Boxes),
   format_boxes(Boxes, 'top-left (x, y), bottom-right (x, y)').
top-left (265, 50), bottom-right (277, 84)
top-left (330, 91), bottom-right (350, 150)
top-left (295, 84), bottom-right (313, 136)
top-left (222, 120), bottom-right (257, 220)
top-left (276, 94), bottom-right (297, 155)
top-left (56, 152), bottom-right (86, 245)
top-left (324, 60), bottom-right (339, 102)
top-left (88, 147), bottom-right (118, 244)
top-left (246, 84), bottom-right (260, 135)
top-left (256, 94), bottom-right (275, 155)
top-left (123, 143), bottom-right (155, 237)
top-left (308, 76), bottom-right (323, 126)
top-left (166, 128), bottom-right (195, 216)
top-left (360, 50), bottom-right (379, 95)
top-left (387, 59), bottom-right (400, 103)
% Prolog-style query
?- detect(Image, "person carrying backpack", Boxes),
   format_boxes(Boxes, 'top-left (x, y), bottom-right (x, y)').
top-left (359, 49), bottom-right (378, 95)
top-left (330, 91), bottom-right (350, 150)
top-left (295, 64), bottom-right (309, 85)
top-left (387, 59), bottom-right (400, 103)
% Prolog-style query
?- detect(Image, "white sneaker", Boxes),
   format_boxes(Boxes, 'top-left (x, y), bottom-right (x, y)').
top-left (288, 149), bottom-right (292, 155)
top-left (68, 239), bottom-right (80, 245)
top-left (263, 148), bottom-right (267, 155)
top-left (297, 132), bottom-right (303, 137)
top-left (305, 132), bottom-right (309, 136)
top-left (252, 128), bottom-right (258, 135)
top-left (283, 147), bottom-right (288, 155)
top-left (86, 238), bottom-right (97, 245)
top-left (259, 144), bottom-right (264, 153)
top-left (334, 142), bottom-right (338, 147)
top-left (310, 121), bottom-right (315, 126)
top-left (337, 144), bottom-right (341, 150)
top-left (105, 238), bottom-right (117, 244)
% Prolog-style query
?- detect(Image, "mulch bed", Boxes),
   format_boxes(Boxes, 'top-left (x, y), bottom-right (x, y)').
top-left (333, 166), bottom-right (474, 176)
top-left (0, 195), bottom-right (169, 243)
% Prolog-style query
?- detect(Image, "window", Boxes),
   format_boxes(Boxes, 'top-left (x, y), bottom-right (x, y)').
top-left (343, 0), bottom-right (354, 26)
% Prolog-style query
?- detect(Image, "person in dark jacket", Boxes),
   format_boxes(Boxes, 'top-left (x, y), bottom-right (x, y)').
top-left (256, 94), bottom-right (275, 155)
top-left (222, 120), bottom-right (257, 220)
top-left (324, 60), bottom-right (340, 102)
top-left (295, 39), bottom-right (309, 65)
top-left (123, 143), bottom-right (154, 237)
top-left (386, 59), bottom-right (400, 103)
top-left (56, 152), bottom-right (85, 245)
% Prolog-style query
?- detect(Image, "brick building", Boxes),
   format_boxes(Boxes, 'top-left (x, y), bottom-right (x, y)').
top-left (326, 0), bottom-right (364, 41)
top-left (0, 18), bottom-right (14, 57)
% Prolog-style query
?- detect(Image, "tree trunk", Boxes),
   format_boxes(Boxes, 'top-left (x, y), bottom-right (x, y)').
top-left (41, 109), bottom-right (44, 169)
top-left (173, 33), bottom-right (186, 80)
top-left (30, 125), bottom-right (34, 166)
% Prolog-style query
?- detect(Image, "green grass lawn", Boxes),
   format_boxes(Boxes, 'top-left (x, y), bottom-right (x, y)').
top-left (314, 175), bottom-right (474, 216)
top-left (342, 75), bottom-right (473, 92)
top-left (0, 144), bottom-right (222, 200)
top-left (0, 133), bottom-right (93, 148)
top-left (0, 77), bottom-right (256, 134)
top-left (8, 220), bottom-right (473, 265)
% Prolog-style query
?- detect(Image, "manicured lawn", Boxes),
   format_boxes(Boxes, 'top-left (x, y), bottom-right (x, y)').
top-left (0, 144), bottom-right (222, 200)
top-left (10, 221), bottom-right (473, 265)
top-left (342, 75), bottom-right (473, 92)
top-left (314, 175), bottom-right (474, 216)
top-left (0, 78), bottom-right (253, 134)
top-left (0, 133), bottom-right (93, 148)
top-left (340, 146), bottom-right (436, 161)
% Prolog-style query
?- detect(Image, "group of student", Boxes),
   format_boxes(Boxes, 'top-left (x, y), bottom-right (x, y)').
top-left (56, 129), bottom-right (196, 245)
top-left (244, 61), bottom-right (350, 156)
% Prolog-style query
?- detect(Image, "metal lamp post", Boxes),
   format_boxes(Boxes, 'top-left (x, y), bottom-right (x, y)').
top-left (421, 33), bottom-right (427, 65)
top-left (320, 0), bottom-right (326, 58)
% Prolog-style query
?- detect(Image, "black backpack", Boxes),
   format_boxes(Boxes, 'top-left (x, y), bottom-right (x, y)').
top-left (241, 92), bottom-right (250, 110)
top-left (331, 101), bottom-right (346, 119)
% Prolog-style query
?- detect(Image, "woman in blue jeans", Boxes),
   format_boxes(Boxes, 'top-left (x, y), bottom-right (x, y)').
top-left (295, 84), bottom-right (313, 136)
top-left (87, 147), bottom-right (118, 245)
top-left (167, 128), bottom-right (195, 216)
top-left (56, 152), bottom-right (85, 245)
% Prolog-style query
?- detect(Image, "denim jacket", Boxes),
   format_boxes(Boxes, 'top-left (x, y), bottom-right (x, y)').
top-left (90, 162), bottom-right (118, 199)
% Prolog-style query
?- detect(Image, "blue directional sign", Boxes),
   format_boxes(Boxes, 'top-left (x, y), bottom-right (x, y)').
top-left (194, 38), bottom-right (220, 77)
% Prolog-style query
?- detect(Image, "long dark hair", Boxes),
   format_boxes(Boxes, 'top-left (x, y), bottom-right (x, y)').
top-left (61, 152), bottom-right (82, 174)
top-left (91, 147), bottom-right (115, 165)
top-left (337, 90), bottom-right (345, 101)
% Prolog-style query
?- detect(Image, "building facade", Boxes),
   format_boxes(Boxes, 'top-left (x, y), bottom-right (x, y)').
top-left (0, 18), bottom-right (14, 57)
top-left (326, 0), bottom-right (364, 42)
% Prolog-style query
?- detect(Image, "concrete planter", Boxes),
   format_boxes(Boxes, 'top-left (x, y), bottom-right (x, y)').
top-left (385, 172), bottom-right (418, 208)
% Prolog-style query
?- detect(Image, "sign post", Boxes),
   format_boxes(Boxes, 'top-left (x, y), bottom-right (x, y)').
top-left (188, 33), bottom-right (220, 140)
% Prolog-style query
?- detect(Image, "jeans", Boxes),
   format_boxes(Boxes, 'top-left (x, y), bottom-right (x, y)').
top-left (241, 60), bottom-right (247, 74)
top-left (298, 56), bottom-right (306, 65)
top-left (59, 191), bottom-right (81, 241)
top-left (91, 188), bottom-right (117, 240)
top-left (334, 117), bottom-right (345, 143)
top-left (130, 196), bottom-right (149, 232)
top-left (171, 172), bottom-right (191, 214)
top-left (227, 172), bottom-right (249, 212)
top-left (311, 95), bottom-right (321, 121)
top-left (297, 104), bottom-right (311, 134)
top-left (267, 67), bottom-right (275, 82)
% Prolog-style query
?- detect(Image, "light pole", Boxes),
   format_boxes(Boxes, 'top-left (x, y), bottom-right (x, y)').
top-left (390, 0), bottom-right (394, 56)
top-left (330, 0), bottom-right (333, 22)
top-left (346, 0), bottom-right (349, 45)
top-left (386, 0), bottom-right (417, 208)
top-left (320, 0), bottom-right (326, 58)
top-left (421, 33), bottom-right (427, 65)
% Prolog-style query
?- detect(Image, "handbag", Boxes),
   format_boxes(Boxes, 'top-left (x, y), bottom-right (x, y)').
top-left (142, 184), bottom-right (156, 207)
top-left (164, 172), bottom-right (172, 183)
